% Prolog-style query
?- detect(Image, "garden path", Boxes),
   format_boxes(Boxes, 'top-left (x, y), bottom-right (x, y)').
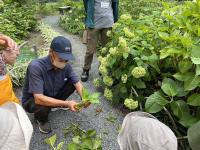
top-left (16, 15), bottom-right (125, 150)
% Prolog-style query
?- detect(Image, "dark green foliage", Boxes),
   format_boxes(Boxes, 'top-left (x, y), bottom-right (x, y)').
top-left (59, 0), bottom-right (85, 35)
top-left (0, 2), bottom-right (37, 42)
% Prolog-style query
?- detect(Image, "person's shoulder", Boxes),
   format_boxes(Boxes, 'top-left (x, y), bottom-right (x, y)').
top-left (28, 57), bottom-right (47, 68)
top-left (65, 63), bottom-right (73, 70)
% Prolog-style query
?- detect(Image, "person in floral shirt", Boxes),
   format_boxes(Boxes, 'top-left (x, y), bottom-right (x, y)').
top-left (0, 34), bottom-right (20, 105)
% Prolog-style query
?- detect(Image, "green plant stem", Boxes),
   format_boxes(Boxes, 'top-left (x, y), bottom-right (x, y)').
top-left (163, 106), bottom-right (181, 137)
top-left (18, 41), bottom-right (28, 49)
top-left (177, 136), bottom-right (188, 141)
top-left (131, 86), bottom-right (142, 110)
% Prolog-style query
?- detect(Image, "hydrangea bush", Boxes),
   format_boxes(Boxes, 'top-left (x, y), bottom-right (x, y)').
top-left (95, 2), bottom-right (200, 146)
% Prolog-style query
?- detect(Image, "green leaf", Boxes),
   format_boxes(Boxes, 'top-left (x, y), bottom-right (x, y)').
top-left (188, 120), bottom-right (200, 150)
top-left (186, 22), bottom-right (193, 32)
top-left (191, 57), bottom-right (200, 64)
top-left (178, 60), bottom-right (192, 73)
top-left (184, 75), bottom-right (200, 91)
top-left (149, 62), bottom-right (160, 73)
top-left (81, 87), bottom-right (100, 104)
top-left (147, 54), bottom-right (159, 61)
top-left (170, 100), bottom-right (189, 119)
top-left (56, 142), bottom-right (64, 150)
top-left (191, 45), bottom-right (200, 57)
top-left (67, 143), bottom-right (78, 150)
top-left (176, 82), bottom-right (189, 97)
top-left (89, 93), bottom-right (100, 104)
top-left (87, 129), bottom-right (96, 137)
top-left (108, 57), bottom-right (116, 67)
top-left (191, 45), bottom-right (200, 64)
top-left (72, 136), bottom-right (80, 144)
top-left (198, 27), bottom-right (200, 37)
top-left (179, 113), bottom-right (199, 128)
top-left (82, 88), bottom-right (90, 101)
top-left (160, 48), bottom-right (170, 59)
top-left (173, 72), bottom-right (193, 81)
top-left (81, 138), bottom-right (93, 149)
top-left (45, 134), bottom-right (57, 147)
top-left (133, 79), bottom-right (146, 89)
top-left (120, 86), bottom-right (127, 93)
top-left (158, 32), bottom-right (169, 41)
top-left (93, 138), bottom-right (102, 149)
top-left (180, 33), bottom-right (193, 48)
top-left (196, 65), bottom-right (200, 76)
top-left (161, 78), bottom-right (178, 97)
top-left (145, 91), bottom-right (169, 113)
top-left (123, 52), bottom-right (129, 59)
top-left (187, 94), bottom-right (200, 106)
top-left (160, 47), bottom-right (186, 59)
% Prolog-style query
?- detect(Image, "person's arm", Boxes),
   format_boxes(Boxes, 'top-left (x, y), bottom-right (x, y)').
top-left (33, 94), bottom-right (78, 112)
top-left (74, 81), bottom-right (83, 97)
top-left (112, 0), bottom-right (119, 23)
top-left (27, 63), bottom-right (77, 112)
top-left (67, 65), bottom-right (83, 97)
top-left (83, 0), bottom-right (87, 13)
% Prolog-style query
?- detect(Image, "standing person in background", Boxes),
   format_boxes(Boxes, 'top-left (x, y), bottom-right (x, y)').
top-left (0, 34), bottom-right (20, 105)
top-left (81, 0), bottom-right (119, 82)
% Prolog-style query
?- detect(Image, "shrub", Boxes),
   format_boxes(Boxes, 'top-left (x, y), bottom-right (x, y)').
top-left (97, 1), bottom-right (200, 148)
top-left (59, 0), bottom-right (85, 35)
top-left (0, 2), bottom-right (37, 42)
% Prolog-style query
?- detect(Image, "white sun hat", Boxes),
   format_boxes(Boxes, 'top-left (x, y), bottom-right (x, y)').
top-left (118, 111), bottom-right (177, 150)
top-left (0, 102), bottom-right (33, 150)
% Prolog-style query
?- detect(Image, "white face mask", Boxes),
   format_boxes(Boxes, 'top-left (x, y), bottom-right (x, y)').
top-left (51, 52), bottom-right (67, 69)
top-left (52, 60), bottom-right (66, 69)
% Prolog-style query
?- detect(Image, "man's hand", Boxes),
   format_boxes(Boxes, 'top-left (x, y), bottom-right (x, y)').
top-left (0, 34), bottom-right (18, 51)
top-left (64, 101), bottom-right (79, 112)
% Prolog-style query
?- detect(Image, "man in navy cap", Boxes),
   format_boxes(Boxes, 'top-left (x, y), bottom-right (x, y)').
top-left (22, 36), bottom-right (83, 134)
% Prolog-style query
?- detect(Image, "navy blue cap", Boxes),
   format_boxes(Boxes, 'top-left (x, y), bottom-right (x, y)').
top-left (50, 36), bottom-right (74, 61)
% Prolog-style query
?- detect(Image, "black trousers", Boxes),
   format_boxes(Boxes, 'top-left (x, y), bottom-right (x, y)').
top-left (22, 80), bottom-right (75, 122)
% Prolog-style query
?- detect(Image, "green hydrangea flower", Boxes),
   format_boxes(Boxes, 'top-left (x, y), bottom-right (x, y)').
top-left (131, 67), bottom-right (146, 78)
top-left (101, 47), bottom-right (107, 54)
top-left (118, 37), bottom-right (127, 48)
top-left (121, 74), bottom-right (128, 83)
top-left (107, 30), bottom-right (111, 37)
top-left (93, 78), bottom-right (101, 87)
top-left (123, 27), bottom-right (134, 38)
top-left (124, 98), bottom-right (138, 110)
top-left (100, 57), bottom-right (108, 66)
top-left (98, 56), bottom-right (103, 62)
top-left (99, 65), bottom-right (108, 75)
top-left (104, 88), bottom-right (113, 100)
top-left (120, 14), bottom-right (132, 21)
top-left (112, 22), bottom-right (121, 30)
top-left (103, 76), bottom-right (113, 86)
top-left (109, 47), bottom-right (117, 55)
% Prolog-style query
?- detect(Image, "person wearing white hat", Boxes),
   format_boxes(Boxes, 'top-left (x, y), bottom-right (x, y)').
top-left (118, 111), bottom-right (177, 150)
top-left (0, 102), bottom-right (33, 150)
